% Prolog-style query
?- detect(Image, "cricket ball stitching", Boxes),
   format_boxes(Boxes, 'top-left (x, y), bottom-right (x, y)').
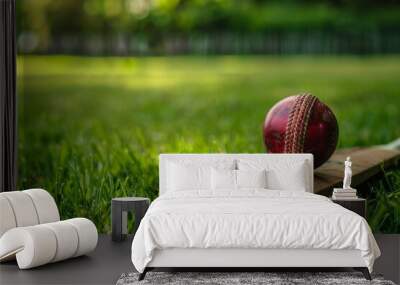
top-left (284, 93), bottom-right (317, 153)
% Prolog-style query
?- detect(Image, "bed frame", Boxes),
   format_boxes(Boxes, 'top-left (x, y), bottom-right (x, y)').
top-left (138, 154), bottom-right (371, 280)
top-left (140, 248), bottom-right (370, 280)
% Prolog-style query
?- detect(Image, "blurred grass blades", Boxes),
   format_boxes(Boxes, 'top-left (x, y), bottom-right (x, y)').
top-left (18, 55), bottom-right (400, 233)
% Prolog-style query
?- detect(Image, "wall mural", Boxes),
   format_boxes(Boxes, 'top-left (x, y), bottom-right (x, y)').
top-left (17, 0), bottom-right (400, 234)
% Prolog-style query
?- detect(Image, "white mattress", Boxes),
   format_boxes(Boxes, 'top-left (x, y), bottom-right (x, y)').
top-left (131, 190), bottom-right (380, 273)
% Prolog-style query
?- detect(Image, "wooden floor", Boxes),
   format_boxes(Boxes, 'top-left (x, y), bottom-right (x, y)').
top-left (0, 234), bottom-right (398, 285)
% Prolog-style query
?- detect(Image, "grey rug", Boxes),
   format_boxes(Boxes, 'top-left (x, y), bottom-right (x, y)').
top-left (117, 272), bottom-right (396, 285)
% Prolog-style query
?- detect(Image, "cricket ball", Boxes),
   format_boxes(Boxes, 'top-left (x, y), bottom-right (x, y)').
top-left (263, 93), bottom-right (338, 168)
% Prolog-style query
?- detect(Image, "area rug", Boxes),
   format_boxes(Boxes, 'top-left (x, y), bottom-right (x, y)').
top-left (116, 272), bottom-right (395, 285)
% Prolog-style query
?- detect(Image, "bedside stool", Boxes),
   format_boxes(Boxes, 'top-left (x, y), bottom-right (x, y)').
top-left (331, 197), bottom-right (366, 218)
top-left (111, 197), bottom-right (150, 242)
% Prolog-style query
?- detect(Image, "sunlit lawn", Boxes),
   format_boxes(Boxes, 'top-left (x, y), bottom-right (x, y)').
top-left (18, 55), bottom-right (400, 233)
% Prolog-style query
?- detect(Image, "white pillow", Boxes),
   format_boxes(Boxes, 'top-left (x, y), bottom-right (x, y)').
top-left (211, 168), bottom-right (236, 190)
top-left (166, 159), bottom-right (236, 193)
top-left (211, 169), bottom-right (268, 191)
top-left (167, 162), bottom-right (211, 191)
top-left (237, 159), bottom-right (308, 191)
top-left (266, 163), bottom-right (307, 191)
top-left (236, 169), bottom-right (267, 189)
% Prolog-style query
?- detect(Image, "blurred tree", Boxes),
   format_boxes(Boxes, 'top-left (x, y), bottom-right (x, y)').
top-left (16, 0), bottom-right (400, 54)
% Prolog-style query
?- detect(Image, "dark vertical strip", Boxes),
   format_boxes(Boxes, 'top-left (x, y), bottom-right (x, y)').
top-left (0, 0), bottom-right (17, 192)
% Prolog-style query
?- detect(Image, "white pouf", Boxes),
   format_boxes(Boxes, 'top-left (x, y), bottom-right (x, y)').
top-left (0, 189), bottom-right (98, 269)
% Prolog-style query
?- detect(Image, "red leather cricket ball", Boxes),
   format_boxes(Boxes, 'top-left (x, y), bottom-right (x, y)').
top-left (263, 93), bottom-right (339, 168)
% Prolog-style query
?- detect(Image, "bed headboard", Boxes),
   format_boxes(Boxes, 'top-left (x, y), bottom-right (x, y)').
top-left (159, 153), bottom-right (314, 195)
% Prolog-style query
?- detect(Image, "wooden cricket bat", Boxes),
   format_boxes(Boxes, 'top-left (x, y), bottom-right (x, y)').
top-left (314, 138), bottom-right (400, 196)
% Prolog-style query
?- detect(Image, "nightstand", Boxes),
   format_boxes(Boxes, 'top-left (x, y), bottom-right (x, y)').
top-left (111, 197), bottom-right (150, 242)
top-left (331, 197), bottom-right (366, 218)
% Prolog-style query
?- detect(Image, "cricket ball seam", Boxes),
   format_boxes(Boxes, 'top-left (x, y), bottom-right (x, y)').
top-left (284, 93), bottom-right (317, 153)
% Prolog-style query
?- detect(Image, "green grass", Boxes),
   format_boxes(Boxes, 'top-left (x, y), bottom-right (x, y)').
top-left (365, 167), bottom-right (400, 233)
top-left (18, 55), bottom-right (400, 233)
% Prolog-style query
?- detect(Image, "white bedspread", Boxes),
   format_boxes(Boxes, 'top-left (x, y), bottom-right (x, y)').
top-left (131, 190), bottom-right (380, 273)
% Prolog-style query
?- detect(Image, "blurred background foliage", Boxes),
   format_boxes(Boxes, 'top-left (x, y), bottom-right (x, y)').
top-left (17, 0), bottom-right (400, 55)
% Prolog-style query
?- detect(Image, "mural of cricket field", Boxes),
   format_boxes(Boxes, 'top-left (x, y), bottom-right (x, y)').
top-left (18, 55), bottom-right (400, 233)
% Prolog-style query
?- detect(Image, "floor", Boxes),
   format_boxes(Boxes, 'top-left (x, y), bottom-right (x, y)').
top-left (0, 235), bottom-right (134, 285)
top-left (374, 234), bottom-right (400, 284)
top-left (1, 234), bottom-right (399, 285)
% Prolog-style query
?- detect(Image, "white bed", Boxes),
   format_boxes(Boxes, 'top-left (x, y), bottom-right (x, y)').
top-left (131, 154), bottom-right (380, 280)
